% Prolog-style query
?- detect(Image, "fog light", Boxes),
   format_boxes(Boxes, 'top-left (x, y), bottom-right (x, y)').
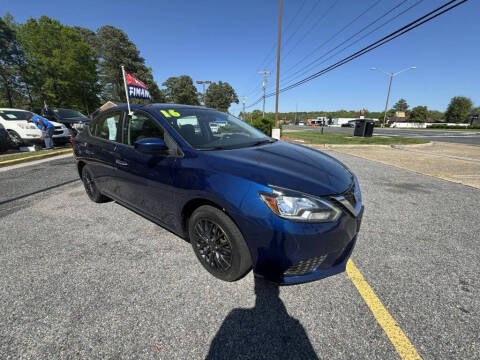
top-left (284, 255), bottom-right (328, 276)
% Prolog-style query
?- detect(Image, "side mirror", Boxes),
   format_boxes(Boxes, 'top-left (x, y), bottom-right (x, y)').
top-left (134, 137), bottom-right (169, 154)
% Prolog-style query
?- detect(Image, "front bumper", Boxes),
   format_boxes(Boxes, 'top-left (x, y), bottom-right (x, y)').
top-left (237, 187), bottom-right (364, 285)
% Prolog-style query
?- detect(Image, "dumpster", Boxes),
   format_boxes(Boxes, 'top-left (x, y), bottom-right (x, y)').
top-left (354, 119), bottom-right (375, 137)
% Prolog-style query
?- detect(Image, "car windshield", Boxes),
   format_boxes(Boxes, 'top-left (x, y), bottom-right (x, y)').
top-left (157, 108), bottom-right (273, 150)
top-left (55, 109), bottom-right (87, 118)
top-left (0, 110), bottom-right (31, 120)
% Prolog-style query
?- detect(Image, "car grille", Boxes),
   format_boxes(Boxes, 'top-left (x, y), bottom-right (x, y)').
top-left (54, 126), bottom-right (63, 135)
top-left (284, 255), bottom-right (328, 276)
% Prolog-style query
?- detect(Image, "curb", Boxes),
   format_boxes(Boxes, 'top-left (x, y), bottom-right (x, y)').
top-left (307, 142), bottom-right (431, 149)
top-left (0, 148), bottom-right (73, 167)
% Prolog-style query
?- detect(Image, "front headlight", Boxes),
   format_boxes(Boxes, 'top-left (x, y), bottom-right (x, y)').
top-left (260, 187), bottom-right (341, 222)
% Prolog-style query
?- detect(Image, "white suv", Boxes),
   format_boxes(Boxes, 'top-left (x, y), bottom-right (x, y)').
top-left (0, 108), bottom-right (70, 147)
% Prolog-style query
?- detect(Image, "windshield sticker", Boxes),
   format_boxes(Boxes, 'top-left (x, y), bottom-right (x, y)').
top-left (160, 109), bottom-right (181, 118)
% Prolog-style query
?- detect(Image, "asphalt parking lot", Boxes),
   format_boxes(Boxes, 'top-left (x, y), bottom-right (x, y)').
top-left (284, 125), bottom-right (480, 145)
top-left (1, 155), bottom-right (479, 359)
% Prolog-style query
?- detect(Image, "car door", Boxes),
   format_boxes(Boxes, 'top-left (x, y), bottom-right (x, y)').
top-left (114, 110), bottom-right (178, 227)
top-left (85, 111), bottom-right (124, 196)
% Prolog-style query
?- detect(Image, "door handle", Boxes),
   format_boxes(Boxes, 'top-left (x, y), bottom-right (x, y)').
top-left (115, 159), bottom-right (128, 166)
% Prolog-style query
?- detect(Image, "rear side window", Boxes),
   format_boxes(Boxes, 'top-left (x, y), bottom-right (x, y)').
top-left (95, 113), bottom-right (122, 142)
top-left (125, 112), bottom-right (164, 145)
top-left (0, 110), bottom-right (31, 120)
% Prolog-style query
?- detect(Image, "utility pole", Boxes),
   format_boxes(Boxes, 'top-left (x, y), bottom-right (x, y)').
top-left (272, 0), bottom-right (283, 139)
top-left (257, 70), bottom-right (271, 119)
top-left (196, 80), bottom-right (211, 106)
top-left (241, 96), bottom-right (246, 120)
top-left (370, 66), bottom-right (416, 127)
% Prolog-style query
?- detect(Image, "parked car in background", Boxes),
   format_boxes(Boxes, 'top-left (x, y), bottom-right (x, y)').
top-left (0, 123), bottom-right (10, 153)
top-left (33, 107), bottom-right (91, 136)
top-left (341, 120), bottom-right (356, 128)
top-left (298, 121), bottom-right (305, 126)
top-left (74, 104), bottom-right (363, 285)
top-left (0, 108), bottom-right (71, 148)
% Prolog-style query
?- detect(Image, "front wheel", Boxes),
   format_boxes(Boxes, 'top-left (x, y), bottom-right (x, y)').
top-left (188, 205), bottom-right (252, 282)
top-left (7, 130), bottom-right (23, 148)
top-left (81, 166), bottom-right (110, 203)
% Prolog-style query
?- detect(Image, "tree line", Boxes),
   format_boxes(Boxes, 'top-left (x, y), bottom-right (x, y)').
top-left (240, 96), bottom-right (478, 124)
top-left (389, 97), bottom-right (478, 123)
top-left (0, 14), bottom-right (239, 114)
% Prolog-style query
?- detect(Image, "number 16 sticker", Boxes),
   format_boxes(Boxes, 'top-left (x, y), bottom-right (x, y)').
top-left (160, 109), bottom-right (181, 117)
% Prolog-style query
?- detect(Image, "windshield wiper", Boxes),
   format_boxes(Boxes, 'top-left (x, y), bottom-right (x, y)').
top-left (249, 139), bottom-right (277, 147)
top-left (200, 146), bottom-right (228, 151)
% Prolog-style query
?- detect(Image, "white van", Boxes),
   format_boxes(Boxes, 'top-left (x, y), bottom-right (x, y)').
top-left (0, 108), bottom-right (70, 147)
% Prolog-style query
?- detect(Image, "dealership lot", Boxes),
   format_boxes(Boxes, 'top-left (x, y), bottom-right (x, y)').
top-left (1, 155), bottom-right (479, 359)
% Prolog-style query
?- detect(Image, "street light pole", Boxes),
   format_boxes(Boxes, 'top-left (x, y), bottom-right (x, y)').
top-left (382, 74), bottom-right (393, 128)
top-left (241, 96), bottom-right (246, 120)
top-left (370, 66), bottom-right (416, 128)
top-left (272, 0), bottom-right (283, 139)
top-left (257, 70), bottom-right (271, 119)
top-left (196, 80), bottom-right (211, 106)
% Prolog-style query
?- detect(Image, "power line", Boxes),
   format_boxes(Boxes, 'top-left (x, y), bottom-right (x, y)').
top-left (280, 0), bottom-right (334, 63)
top-left (282, 0), bottom-right (372, 68)
top-left (239, 0), bottom-right (309, 98)
top-left (279, 0), bottom-right (422, 88)
top-left (276, 0), bottom-right (467, 94)
top-left (246, 0), bottom-right (468, 108)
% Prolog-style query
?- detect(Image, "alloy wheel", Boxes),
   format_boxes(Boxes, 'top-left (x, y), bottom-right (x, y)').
top-left (83, 170), bottom-right (95, 199)
top-left (194, 219), bottom-right (233, 272)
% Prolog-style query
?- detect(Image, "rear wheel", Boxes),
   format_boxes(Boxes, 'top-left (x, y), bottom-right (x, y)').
top-left (188, 205), bottom-right (252, 282)
top-left (81, 166), bottom-right (110, 203)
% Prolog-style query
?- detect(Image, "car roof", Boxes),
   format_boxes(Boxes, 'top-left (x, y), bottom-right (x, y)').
top-left (104, 103), bottom-right (213, 113)
top-left (0, 108), bottom-right (31, 111)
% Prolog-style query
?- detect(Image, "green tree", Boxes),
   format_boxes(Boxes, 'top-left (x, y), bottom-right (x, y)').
top-left (0, 15), bottom-right (29, 108)
top-left (427, 110), bottom-right (444, 121)
top-left (392, 98), bottom-right (409, 112)
top-left (204, 81), bottom-right (239, 112)
top-left (73, 26), bottom-right (99, 51)
top-left (162, 75), bottom-right (199, 105)
top-left (445, 96), bottom-right (473, 123)
top-left (409, 106), bottom-right (428, 122)
top-left (17, 16), bottom-right (100, 112)
top-left (96, 25), bottom-right (164, 103)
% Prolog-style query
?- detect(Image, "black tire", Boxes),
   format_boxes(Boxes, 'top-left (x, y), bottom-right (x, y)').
top-left (81, 166), bottom-right (110, 203)
top-left (188, 205), bottom-right (252, 282)
top-left (7, 130), bottom-right (23, 148)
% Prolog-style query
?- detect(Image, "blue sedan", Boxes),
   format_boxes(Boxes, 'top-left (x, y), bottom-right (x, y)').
top-left (73, 104), bottom-right (363, 284)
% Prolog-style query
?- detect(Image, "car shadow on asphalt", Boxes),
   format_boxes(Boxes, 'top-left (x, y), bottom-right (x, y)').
top-left (205, 276), bottom-right (319, 360)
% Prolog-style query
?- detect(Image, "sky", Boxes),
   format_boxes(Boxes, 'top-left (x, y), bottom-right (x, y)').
top-left (2, 0), bottom-right (479, 114)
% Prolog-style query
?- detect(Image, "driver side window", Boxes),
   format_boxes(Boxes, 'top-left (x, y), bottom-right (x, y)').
top-left (125, 112), bottom-right (164, 145)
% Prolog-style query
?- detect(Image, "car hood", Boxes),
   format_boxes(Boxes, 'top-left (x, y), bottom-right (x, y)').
top-left (205, 140), bottom-right (353, 196)
top-left (50, 121), bottom-right (65, 127)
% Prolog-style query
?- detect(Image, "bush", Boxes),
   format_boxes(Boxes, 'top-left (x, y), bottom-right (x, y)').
top-left (249, 118), bottom-right (283, 136)
top-left (429, 124), bottom-right (480, 129)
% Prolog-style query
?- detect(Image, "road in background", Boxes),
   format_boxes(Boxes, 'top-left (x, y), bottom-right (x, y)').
top-left (1, 153), bottom-right (478, 359)
top-left (284, 126), bottom-right (480, 145)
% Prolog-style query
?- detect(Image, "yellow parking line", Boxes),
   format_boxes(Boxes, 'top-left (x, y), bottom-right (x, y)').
top-left (346, 259), bottom-right (422, 360)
